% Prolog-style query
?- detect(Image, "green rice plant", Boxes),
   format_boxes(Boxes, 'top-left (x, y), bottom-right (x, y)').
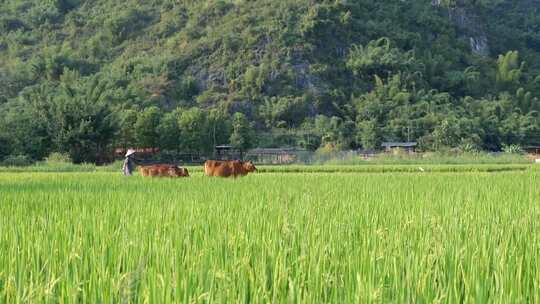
top-left (251, 164), bottom-right (530, 174)
top-left (1, 172), bottom-right (539, 303)
top-left (321, 151), bottom-right (531, 165)
top-left (1, 163), bottom-right (533, 174)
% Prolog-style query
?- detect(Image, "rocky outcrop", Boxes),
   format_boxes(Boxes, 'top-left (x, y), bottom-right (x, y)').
top-left (432, 1), bottom-right (490, 56)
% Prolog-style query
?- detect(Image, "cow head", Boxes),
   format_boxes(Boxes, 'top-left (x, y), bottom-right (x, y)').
top-left (179, 167), bottom-right (189, 177)
top-left (169, 166), bottom-right (189, 177)
top-left (242, 161), bottom-right (257, 172)
top-left (166, 166), bottom-right (178, 176)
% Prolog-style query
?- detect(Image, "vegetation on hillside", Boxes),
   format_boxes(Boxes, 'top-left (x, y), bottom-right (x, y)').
top-left (1, 0), bottom-right (540, 163)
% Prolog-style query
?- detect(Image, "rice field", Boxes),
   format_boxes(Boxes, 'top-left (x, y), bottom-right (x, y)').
top-left (1, 169), bottom-right (540, 303)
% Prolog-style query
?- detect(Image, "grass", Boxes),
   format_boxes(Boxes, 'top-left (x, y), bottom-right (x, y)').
top-left (318, 151), bottom-right (532, 165)
top-left (0, 152), bottom-right (534, 174)
top-left (1, 171), bottom-right (540, 302)
top-left (251, 164), bottom-right (531, 173)
top-left (0, 161), bottom-right (123, 173)
top-left (0, 161), bottom-right (536, 174)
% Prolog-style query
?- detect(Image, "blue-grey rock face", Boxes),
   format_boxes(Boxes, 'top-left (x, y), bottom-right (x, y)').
top-left (432, 1), bottom-right (490, 56)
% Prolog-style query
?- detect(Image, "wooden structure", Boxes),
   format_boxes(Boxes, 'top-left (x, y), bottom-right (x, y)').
top-left (381, 142), bottom-right (417, 154)
top-left (115, 147), bottom-right (160, 157)
top-left (246, 148), bottom-right (299, 164)
top-left (524, 146), bottom-right (540, 160)
top-left (114, 147), bottom-right (161, 164)
top-left (214, 145), bottom-right (242, 160)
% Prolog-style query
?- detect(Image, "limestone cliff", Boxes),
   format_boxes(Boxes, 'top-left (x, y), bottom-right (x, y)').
top-left (432, 0), bottom-right (490, 56)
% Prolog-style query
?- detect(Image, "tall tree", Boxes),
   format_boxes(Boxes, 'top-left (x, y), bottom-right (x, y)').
top-left (117, 109), bottom-right (139, 149)
top-left (230, 112), bottom-right (255, 153)
top-left (158, 108), bottom-right (182, 152)
top-left (50, 77), bottom-right (118, 163)
top-left (178, 107), bottom-right (211, 153)
top-left (357, 120), bottom-right (379, 150)
top-left (134, 106), bottom-right (162, 149)
top-left (496, 51), bottom-right (524, 92)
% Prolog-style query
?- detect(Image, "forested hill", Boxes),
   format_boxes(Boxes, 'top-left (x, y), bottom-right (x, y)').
top-left (1, 0), bottom-right (540, 163)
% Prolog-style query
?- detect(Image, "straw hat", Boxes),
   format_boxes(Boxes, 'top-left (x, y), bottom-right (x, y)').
top-left (125, 149), bottom-right (136, 157)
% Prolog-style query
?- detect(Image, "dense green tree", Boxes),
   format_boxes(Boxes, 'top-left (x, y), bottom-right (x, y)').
top-left (50, 77), bottom-right (117, 163)
top-left (496, 51), bottom-right (524, 92)
top-left (105, 8), bottom-right (151, 42)
top-left (134, 106), bottom-right (161, 149)
top-left (207, 108), bottom-right (230, 148)
top-left (178, 108), bottom-right (211, 153)
top-left (432, 118), bottom-right (461, 150)
top-left (357, 120), bottom-right (380, 150)
top-left (0, 86), bottom-right (54, 160)
top-left (311, 115), bottom-right (353, 149)
top-left (1, 75), bottom-right (119, 163)
top-left (117, 109), bottom-right (139, 149)
top-left (230, 112), bottom-right (255, 152)
top-left (260, 96), bottom-right (309, 128)
top-left (0, 134), bottom-right (9, 161)
top-left (346, 38), bottom-right (415, 80)
top-left (158, 109), bottom-right (182, 152)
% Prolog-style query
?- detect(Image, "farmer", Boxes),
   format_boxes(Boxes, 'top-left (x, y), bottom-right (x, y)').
top-left (122, 149), bottom-right (138, 176)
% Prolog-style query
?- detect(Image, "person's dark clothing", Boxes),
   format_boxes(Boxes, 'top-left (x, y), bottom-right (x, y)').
top-left (122, 156), bottom-right (137, 176)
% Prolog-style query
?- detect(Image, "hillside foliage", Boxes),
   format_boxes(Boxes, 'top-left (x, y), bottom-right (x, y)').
top-left (1, 0), bottom-right (540, 163)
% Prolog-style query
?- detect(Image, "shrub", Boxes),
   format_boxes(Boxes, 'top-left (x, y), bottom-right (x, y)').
top-left (502, 144), bottom-right (523, 154)
top-left (45, 152), bottom-right (72, 164)
top-left (1, 155), bottom-right (33, 167)
top-left (316, 143), bottom-right (337, 154)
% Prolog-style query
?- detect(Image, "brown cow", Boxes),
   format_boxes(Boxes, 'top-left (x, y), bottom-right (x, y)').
top-left (139, 165), bottom-right (189, 177)
top-left (204, 160), bottom-right (256, 177)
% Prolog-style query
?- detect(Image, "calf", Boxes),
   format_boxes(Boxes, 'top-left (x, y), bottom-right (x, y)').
top-left (139, 165), bottom-right (189, 177)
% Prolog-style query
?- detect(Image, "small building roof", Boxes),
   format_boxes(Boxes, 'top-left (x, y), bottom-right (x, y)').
top-left (115, 147), bottom-right (160, 154)
top-left (247, 148), bottom-right (298, 155)
top-left (215, 145), bottom-right (233, 149)
top-left (381, 142), bottom-right (417, 148)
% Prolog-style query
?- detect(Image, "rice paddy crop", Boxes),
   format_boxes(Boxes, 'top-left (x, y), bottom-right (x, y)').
top-left (1, 171), bottom-right (540, 303)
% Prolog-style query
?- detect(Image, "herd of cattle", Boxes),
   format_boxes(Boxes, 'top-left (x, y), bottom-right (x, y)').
top-left (138, 160), bottom-right (257, 178)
